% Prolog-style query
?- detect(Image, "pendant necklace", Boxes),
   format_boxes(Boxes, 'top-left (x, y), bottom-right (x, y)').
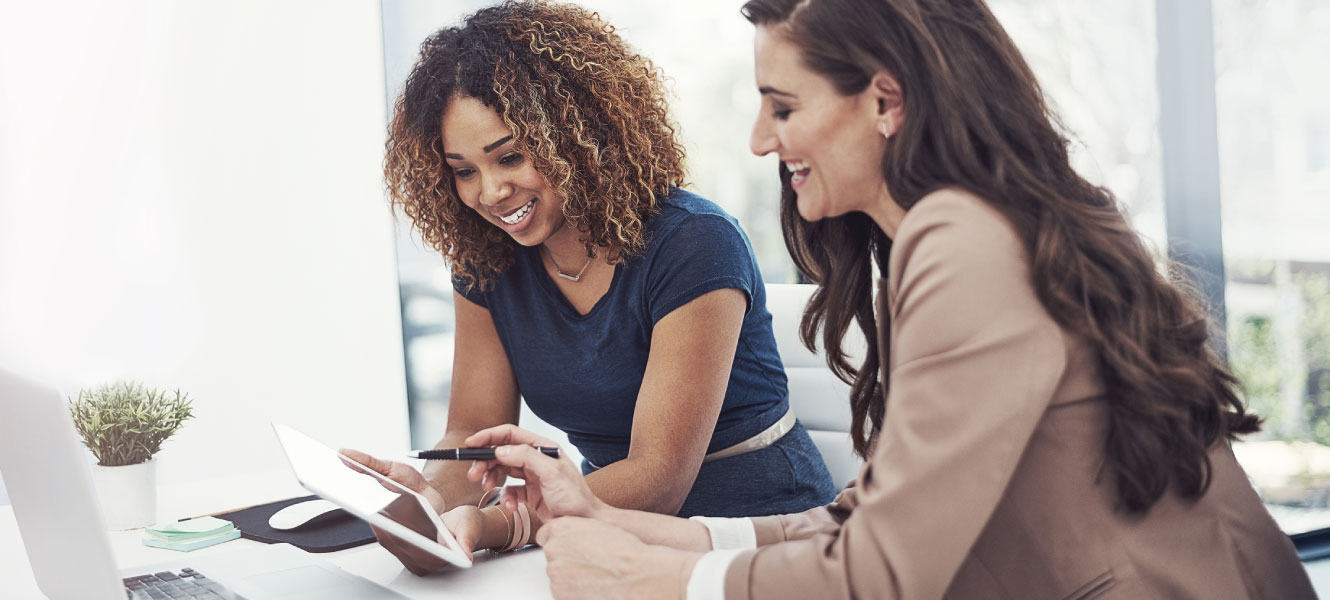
top-left (542, 245), bottom-right (594, 282)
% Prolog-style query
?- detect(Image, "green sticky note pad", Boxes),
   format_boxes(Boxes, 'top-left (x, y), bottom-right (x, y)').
top-left (142, 528), bottom-right (241, 552)
top-left (146, 516), bottom-right (234, 540)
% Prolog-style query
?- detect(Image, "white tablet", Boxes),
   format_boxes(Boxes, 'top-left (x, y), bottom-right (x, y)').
top-left (271, 423), bottom-right (473, 568)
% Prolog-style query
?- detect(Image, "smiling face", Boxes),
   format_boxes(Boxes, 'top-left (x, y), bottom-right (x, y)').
top-left (749, 26), bottom-right (894, 222)
top-left (441, 95), bottom-right (572, 247)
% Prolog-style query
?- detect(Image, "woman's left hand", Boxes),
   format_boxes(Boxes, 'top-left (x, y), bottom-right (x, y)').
top-left (537, 516), bottom-right (700, 600)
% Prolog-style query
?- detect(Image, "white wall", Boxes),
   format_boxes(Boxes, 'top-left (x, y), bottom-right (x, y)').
top-left (0, 1), bottom-right (408, 504)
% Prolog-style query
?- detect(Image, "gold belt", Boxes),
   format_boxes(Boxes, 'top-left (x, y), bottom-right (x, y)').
top-left (703, 407), bottom-right (796, 463)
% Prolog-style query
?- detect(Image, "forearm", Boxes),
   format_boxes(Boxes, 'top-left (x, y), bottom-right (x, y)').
top-left (585, 455), bottom-right (696, 514)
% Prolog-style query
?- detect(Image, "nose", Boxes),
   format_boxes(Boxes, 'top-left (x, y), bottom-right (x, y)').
top-left (478, 171), bottom-right (513, 207)
top-left (749, 114), bottom-right (778, 157)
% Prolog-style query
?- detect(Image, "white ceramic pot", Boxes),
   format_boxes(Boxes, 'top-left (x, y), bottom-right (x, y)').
top-left (90, 458), bottom-right (157, 530)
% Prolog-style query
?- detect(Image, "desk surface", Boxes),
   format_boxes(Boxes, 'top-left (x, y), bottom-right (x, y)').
top-left (0, 469), bottom-right (553, 599)
top-left (9, 475), bottom-right (1330, 599)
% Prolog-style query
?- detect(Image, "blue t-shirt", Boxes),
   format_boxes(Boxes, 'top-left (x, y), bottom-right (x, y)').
top-left (454, 188), bottom-right (790, 468)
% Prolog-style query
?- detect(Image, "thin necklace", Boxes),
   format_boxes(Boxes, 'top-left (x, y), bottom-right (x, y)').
top-left (542, 245), bottom-right (595, 282)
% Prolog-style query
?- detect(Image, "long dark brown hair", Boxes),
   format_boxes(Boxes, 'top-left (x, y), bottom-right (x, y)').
top-left (743, 0), bottom-right (1260, 513)
top-left (385, 1), bottom-right (686, 291)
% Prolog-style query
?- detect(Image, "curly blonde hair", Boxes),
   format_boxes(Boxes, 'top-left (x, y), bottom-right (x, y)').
top-left (385, 0), bottom-right (688, 290)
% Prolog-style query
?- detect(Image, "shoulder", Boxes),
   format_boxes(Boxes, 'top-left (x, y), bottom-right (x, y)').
top-left (630, 189), bottom-right (760, 312)
top-left (888, 187), bottom-right (1026, 281)
top-left (653, 187), bottom-right (741, 226)
top-left (647, 188), bottom-right (749, 249)
top-left (883, 189), bottom-right (1066, 370)
top-left (894, 187), bottom-right (1022, 251)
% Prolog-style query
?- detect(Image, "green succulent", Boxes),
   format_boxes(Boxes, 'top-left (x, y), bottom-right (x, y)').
top-left (68, 381), bottom-right (194, 467)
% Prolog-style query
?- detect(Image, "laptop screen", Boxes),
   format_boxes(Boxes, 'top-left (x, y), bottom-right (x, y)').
top-left (0, 368), bottom-right (126, 599)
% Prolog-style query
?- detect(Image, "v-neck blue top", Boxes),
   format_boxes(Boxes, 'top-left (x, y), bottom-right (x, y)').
top-left (455, 188), bottom-right (836, 516)
top-left (455, 189), bottom-right (789, 464)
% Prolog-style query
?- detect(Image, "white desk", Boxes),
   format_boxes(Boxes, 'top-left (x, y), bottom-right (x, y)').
top-left (0, 469), bottom-right (553, 599)
top-left (9, 473), bottom-right (1330, 598)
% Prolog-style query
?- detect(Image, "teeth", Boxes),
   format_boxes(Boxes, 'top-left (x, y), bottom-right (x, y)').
top-left (787, 160), bottom-right (810, 186)
top-left (499, 199), bottom-right (535, 225)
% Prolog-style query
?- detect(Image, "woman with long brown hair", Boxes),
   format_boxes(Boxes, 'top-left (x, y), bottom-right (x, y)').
top-left (435, 0), bottom-right (1314, 597)
top-left (345, 0), bottom-right (835, 576)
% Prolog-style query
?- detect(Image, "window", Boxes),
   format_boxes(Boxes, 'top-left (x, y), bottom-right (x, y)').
top-left (989, 0), bottom-right (1167, 249)
top-left (382, 0), bottom-right (493, 447)
top-left (1214, 0), bottom-right (1330, 535)
top-left (557, 0), bottom-right (795, 282)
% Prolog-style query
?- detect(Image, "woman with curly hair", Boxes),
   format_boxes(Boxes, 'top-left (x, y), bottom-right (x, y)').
top-left (344, 0), bottom-right (836, 575)
top-left (427, 0), bottom-right (1314, 597)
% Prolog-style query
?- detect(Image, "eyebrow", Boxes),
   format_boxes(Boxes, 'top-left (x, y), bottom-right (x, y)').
top-left (443, 135), bottom-right (514, 160)
top-left (758, 86), bottom-right (795, 98)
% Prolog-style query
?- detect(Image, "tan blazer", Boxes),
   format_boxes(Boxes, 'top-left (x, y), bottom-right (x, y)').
top-left (722, 190), bottom-right (1313, 599)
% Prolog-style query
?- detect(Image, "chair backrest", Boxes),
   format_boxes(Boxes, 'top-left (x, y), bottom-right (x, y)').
top-left (765, 283), bottom-right (866, 488)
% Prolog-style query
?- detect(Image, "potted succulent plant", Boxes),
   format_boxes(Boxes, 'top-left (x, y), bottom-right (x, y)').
top-left (69, 381), bottom-right (194, 530)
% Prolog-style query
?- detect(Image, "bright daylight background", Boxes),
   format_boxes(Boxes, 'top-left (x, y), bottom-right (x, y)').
top-left (387, 0), bottom-right (1330, 537)
top-left (1, 0), bottom-right (1327, 542)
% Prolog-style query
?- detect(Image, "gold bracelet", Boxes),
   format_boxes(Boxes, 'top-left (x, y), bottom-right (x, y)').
top-left (477, 487), bottom-right (500, 509)
top-left (513, 501), bottom-right (532, 550)
top-left (503, 502), bottom-right (526, 552)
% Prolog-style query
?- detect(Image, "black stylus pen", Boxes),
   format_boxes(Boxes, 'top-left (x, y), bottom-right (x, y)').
top-left (407, 447), bottom-right (560, 460)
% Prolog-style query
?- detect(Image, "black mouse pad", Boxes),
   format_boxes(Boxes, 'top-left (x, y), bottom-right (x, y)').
top-left (211, 494), bottom-right (376, 553)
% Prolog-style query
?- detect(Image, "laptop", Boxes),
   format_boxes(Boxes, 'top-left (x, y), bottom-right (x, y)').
top-left (0, 367), bottom-right (418, 600)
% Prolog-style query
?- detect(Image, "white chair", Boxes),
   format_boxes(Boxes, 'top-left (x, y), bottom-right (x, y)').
top-left (765, 283), bottom-right (866, 489)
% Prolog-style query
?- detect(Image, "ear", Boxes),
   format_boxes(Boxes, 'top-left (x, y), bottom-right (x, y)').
top-left (869, 71), bottom-right (904, 139)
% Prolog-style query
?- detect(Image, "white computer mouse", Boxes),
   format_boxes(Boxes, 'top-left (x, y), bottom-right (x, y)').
top-left (267, 498), bottom-right (343, 531)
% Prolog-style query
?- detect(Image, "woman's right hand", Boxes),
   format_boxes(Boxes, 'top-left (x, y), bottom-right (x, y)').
top-left (372, 500), bottom-right (485, 575)
top-left (465, 424), bottom-right (607, 524)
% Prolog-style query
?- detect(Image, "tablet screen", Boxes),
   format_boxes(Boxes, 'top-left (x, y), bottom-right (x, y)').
top-left (271, 423), bottom-right (473, 568)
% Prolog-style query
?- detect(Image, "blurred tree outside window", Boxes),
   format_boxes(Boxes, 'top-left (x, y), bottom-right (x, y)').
top-left (1215, 0), bottom-right (1330, 534)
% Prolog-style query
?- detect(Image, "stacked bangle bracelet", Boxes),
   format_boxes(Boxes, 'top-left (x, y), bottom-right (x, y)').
top-left (477, 488), bottom-right (533, 553)
top-left (506, 503), bottom-right (524, 552)
top-left (477, 488), bottom-right (512, 554)
top-left (508, 501), bottom-right (532, 551)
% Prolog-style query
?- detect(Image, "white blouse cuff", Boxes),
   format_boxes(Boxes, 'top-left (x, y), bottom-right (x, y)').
top-left (689, 516), bottom-right (757, 550)
top-left (685, 549), bottom-right (745, 600)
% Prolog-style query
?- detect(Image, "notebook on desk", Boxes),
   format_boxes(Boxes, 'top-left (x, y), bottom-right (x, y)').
top-left (0, 368), bottom-right (408, 600)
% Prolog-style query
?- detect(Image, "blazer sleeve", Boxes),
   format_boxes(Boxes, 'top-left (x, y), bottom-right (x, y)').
top-left (722, 191), bottom-right (1069, 599)
top-left (749, 482), bottom-right (861, 546)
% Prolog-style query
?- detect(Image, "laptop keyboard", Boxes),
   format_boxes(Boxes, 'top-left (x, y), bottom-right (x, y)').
top-left (123, 567), bottom-right (244, 599)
